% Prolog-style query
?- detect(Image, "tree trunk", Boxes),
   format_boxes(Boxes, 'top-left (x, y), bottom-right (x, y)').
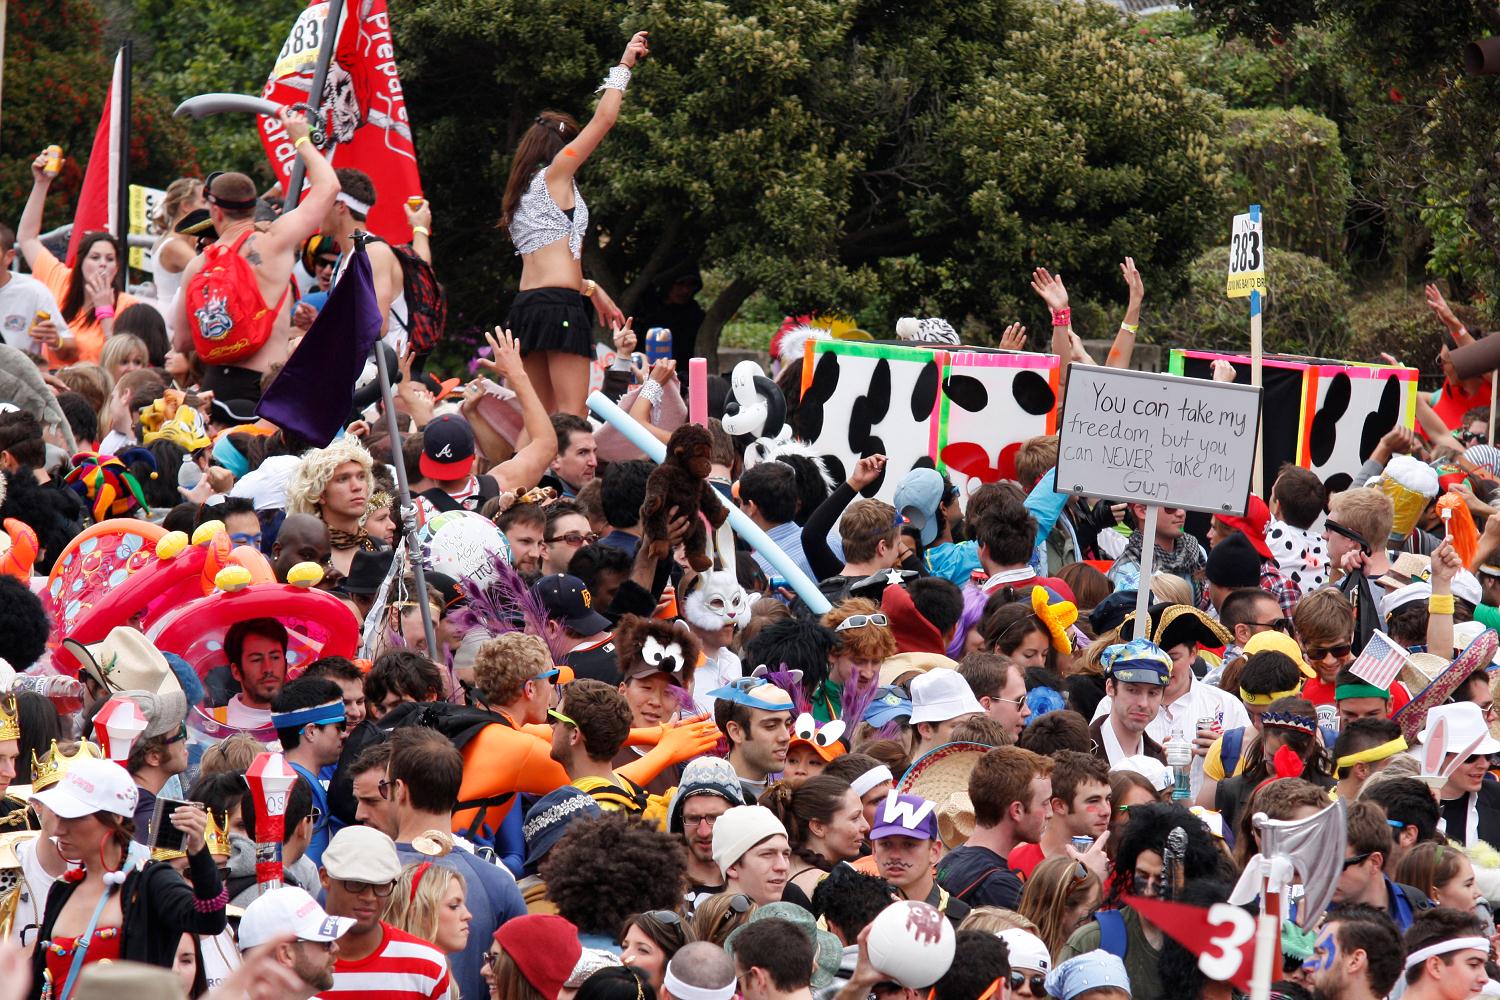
top-left (698, 276), bottom-right (757, 373)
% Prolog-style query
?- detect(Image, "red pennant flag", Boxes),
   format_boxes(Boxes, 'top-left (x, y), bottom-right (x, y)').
top-left (68, 48), bottom-right (129, 266)
top-left (1125, 896), bottom-right (1259, 992)
top-left (259, 0), bottom-right (423, 243)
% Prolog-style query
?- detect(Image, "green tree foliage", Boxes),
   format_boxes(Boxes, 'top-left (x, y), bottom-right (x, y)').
top-left (1218, 108), bottom-right (1352, 267)
top-left (396, 0), bottom-right (1226, 363)
top-left (0, 0), bottom-right (198, 246)
top-left (128, 0), bottom-right (306, 184)
top-left (1160, 247), bottom-right (1352, 357)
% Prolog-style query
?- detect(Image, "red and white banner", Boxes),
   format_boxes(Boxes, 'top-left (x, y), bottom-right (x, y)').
top-left (68, 48), bottom-right (128, 266)
top-left (1126, 896), bottom-right (1259, 992)
top-left (258, 0), bottom-right (423, 243)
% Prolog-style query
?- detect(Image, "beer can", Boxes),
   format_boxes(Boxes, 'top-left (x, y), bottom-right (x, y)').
top-left (44, 145), bottom-right (62, 176)
top-left (1198, 714), bottom-right (1220, 734)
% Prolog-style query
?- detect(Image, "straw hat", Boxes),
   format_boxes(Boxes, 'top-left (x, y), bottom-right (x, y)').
top-left (1393, 628), bottom-right (1500, 743)
top-left (935, 791), bottom-right (975, 850)
top-left (898, 741), bottom-right (991, 807)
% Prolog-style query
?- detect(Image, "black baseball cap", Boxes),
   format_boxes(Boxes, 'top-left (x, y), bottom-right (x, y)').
top-left (420, 414), bottom-right (476, 480)
top-left (532, 574), bottom-right (611, 635)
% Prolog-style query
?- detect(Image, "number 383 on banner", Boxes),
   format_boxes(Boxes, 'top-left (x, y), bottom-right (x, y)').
top-left (1226, 210), bottom-right (1266, 299)
top-left (1127, 896), bottom-right (1258, 991)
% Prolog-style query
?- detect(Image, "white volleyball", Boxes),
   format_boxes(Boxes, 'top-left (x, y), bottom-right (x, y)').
top-left (864, 900), bottom-right (955, 989)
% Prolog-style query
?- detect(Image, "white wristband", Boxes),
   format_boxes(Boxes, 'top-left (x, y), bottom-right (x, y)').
top-left (597, 65), bottom-right (631, 93)
top-left (638, 379), bottom-right (664, 406)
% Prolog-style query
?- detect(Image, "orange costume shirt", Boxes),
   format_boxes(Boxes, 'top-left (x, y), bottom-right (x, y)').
top-left (32, 246), bottom-right (139, 366)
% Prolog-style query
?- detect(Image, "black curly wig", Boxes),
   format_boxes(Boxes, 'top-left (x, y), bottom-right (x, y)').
top-left (539, 812), bottom-right (687, 935)
top-left (0, 576), bottom-right (49, 669)
top-left (0, 467), bottom-right (83, 574)
top-left (1109, 802), bottom-right (1224, 905)
top-left (740, 618), bottom-right (837, 694)
top-left (1158, 878), bottom-right (1236, 998)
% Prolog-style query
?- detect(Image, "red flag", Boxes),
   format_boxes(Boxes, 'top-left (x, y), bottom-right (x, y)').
top-left (68, 48), bottom-right (129, 266)
top-left (1125, 896), bottom-right (1259, 992)
top-left (258, 0), bottom-right (423, 243)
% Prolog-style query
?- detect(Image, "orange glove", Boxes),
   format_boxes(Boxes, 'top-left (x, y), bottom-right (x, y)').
top-left (617, 716), bottom-right (722, 788)
top-left (625, 712), bottom-right (711, 747)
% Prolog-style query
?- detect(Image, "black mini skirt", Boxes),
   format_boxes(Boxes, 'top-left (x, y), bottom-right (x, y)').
top-left (508, 287), bottom-right (594, 359)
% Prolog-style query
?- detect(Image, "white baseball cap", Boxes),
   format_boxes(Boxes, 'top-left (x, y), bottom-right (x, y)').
top-left (32, 757), bottom-right (137, 819)
top-left (1112, 754), bottom-right (1172, 793)
top-left (997, 928), bottom-right (1052, 974)
top-left (908, 669), bottom-right (984, 725)
top-left (239, 886), bottom-right (354, 950)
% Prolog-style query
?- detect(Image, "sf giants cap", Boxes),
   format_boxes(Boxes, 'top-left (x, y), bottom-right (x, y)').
top-left (238, 886), bottom-right (354, 950)
top-left (420, 414), bottom-right (476, 480)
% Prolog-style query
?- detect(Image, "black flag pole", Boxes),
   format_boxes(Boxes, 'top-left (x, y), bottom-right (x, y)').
top-left (114, 41), bottom-right (131, 251)
top-left (282, 0), bottom-right (346, 213)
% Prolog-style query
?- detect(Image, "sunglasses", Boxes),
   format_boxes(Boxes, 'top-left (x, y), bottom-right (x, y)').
top-left (165, 723), bottom-right (188, 745)
top-left (314, 258), bottom-right (338, 271)
top-left (643, 909), bottom-right (683, 926)
top-left (548, 708), bottom-right (576, 727)
top-left (709, 894), bottom-right (755, 938)
top-left (309, 806), bottom-right (323, 828)
top-left (1306, 644), bottom-right (1352, 662)
top-left (1342, 851), bottom-right (1373, 870)
top-left (837, 613), bottom-right (889, 632)
top-left (339, 879), bottom-right (396, 897)
top-left (546, 531), bottom-right (598, 547)
top-left (378, 777), bottom-right (396, 800)
top-left (1009, 972), bottom-right (1049, 997)
top-left (1458, 430), bottom-right (1485, 444)
top-left (1246, 618), bottom-right (1295, 636)
top-left (535, 668), bottom-right (562, 683)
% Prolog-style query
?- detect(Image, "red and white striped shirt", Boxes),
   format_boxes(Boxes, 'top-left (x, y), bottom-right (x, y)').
top-left (316, 923), bottom-right (451, 1000)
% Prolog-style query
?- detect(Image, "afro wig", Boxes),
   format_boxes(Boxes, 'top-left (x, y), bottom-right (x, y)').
top-left (1109, 801), bottom-right (1225, 905)
top-left (540, 812), bottom-right (687, 936)
top-left (741, 617), bottom-right (838, 694)
top-left (0, 576), bottom-right (49, 669)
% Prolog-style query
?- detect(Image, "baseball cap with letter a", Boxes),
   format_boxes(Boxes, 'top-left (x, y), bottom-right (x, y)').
top-left (420, 414), bottom-right (477, 480)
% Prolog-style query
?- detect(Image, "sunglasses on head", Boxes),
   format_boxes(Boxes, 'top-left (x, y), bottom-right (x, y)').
top-left (836, 613), bottom-right (889, 632)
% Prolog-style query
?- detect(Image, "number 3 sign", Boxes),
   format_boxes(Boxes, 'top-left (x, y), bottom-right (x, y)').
top-left (1126, 896), bottom-right (1258, 992)
top-left (1226, 209), bottom-right (1267, 299)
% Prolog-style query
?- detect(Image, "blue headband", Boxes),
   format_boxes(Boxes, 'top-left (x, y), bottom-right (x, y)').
top-left (212, 434), bottom-right (250, 479)
top-left (272, 701), bottom-right (346, 730)
top-left (707, 678), bottom-right (794, 714)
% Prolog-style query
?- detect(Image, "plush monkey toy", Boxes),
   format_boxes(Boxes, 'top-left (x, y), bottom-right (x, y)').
top-left (640, 424), bottom-right (725, 571)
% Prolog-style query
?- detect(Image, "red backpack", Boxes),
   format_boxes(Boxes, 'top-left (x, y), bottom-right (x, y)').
top-left (185, 231), bottom-right (290, 365)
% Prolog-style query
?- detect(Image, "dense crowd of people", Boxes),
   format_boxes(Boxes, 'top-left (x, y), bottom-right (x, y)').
top-left (9, 26), bottom-right (1500, 1000)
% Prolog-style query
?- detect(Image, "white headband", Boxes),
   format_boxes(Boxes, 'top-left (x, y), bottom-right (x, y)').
top-left (336, 192), bottom-right (372, 215)
top-left (1404, 937), bottom-right (1490, 970)
top-left (850, 765), bottom-right (894, 798)
top-left (664, 968), bottom-right (736, 1000)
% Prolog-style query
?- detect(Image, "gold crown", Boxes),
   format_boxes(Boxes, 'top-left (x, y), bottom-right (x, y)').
top-left (30, 741), bottom-right (104, 792)
top-left (205, 808), bottom-right (231, 859)
top-left (150, 845), bottom-right (187, 863)
top-left (0, 697), bottom-right (17, 743)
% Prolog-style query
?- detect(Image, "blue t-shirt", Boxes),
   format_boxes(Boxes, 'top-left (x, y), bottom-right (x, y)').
top-left (396, 842), bottom-right (526, 1000)
top-left (289, 762), bottom-right (331, 870)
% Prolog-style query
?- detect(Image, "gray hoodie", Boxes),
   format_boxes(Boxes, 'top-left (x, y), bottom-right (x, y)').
top-left (226, 833), bottom-right (319, 908)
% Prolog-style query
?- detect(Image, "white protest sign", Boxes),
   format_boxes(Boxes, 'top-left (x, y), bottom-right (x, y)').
top-left (1226, 209), bottom-right (1266, 299)
top-left (1056, 364), bottom-right (1261, 516)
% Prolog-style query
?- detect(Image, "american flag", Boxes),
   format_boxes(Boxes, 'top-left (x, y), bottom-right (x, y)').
top-left (1348, 630), bottom-right (1410, 691)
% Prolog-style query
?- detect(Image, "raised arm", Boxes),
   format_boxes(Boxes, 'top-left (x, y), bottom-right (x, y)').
top-left (478, 328), bottom-right (558, 489)
top-left (17, 150), bottom-right (58, 269)
top-left (1107, 256), bottom-right (1143, 369)
top-left (1031, 267), bottom-right (1073, 393)
top-left (1426, 283), bottom-right (1473, 347)
top-left (404, 198), bottom-right (433, 264)
top-left (258, 108), bottom-right (341, 260)
top-left (548, 31), bottom-right (650, 183)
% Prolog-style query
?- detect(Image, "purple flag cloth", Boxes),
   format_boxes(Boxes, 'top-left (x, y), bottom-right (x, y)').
top-left (257, 240), bottom-right (382, 447)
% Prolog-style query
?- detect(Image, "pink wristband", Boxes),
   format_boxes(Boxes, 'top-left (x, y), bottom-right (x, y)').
top-left (1051, 308), bottom-right (1071, 327)
top-left (94, 305), bottom-right (116, 320)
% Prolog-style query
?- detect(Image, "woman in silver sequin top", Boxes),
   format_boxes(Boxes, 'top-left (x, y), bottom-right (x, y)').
top-left (497, 31), bottom-right (649, 416)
